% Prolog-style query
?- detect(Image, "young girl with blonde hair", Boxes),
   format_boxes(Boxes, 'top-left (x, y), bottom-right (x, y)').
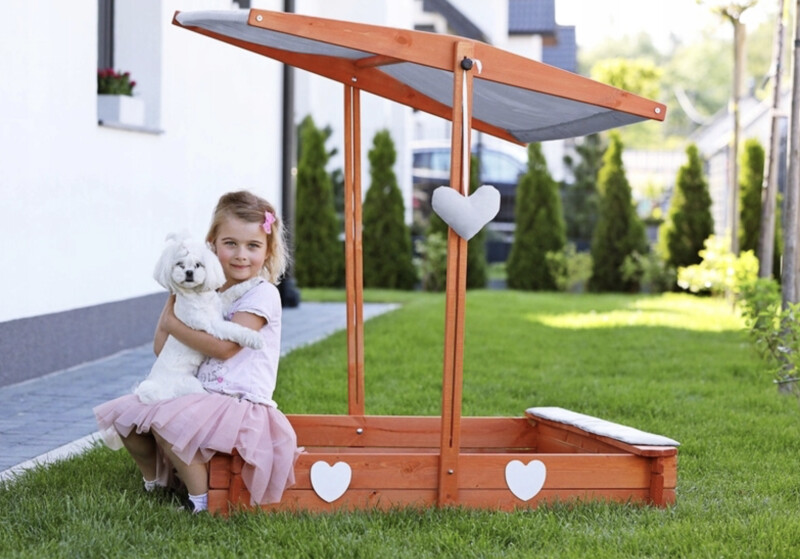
top-left (95, 190), bottom-right (299, 513)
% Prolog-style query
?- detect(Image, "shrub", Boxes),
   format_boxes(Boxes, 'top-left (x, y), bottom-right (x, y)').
top-left (507, 142), bottom-right (566, 290)
top-left (416, 232), bottom-right (448, 291)
top-left (658, 143), bottom-right (714, 270)
top-left (562, 133), bottom-right (606, 249)
top-left (589, 133), bottom-right (647, 292)
top-left (545, 243), bottom-right (593, 292)
top-left (621, 251), bottom-right (676, 294)
top-left (426, 154), bottom-right (488, 289)
top-left (97, 68), bottom-right (136, 95)
top-left (738, 277), bottom-right (800, 395)
top-left (739, 138), bottom-right (765, 254)
top-left (676, 235), bottom-right (758, 298)
top-left (362, 130), bottom-right (417, 289)
top-left (294, 115), bottom-right (342, 288)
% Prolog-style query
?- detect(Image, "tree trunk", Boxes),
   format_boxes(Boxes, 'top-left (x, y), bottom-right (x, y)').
top-left (730, 19), bottom-right (746, 255)
top-left (758, 0), bottom-right (786, 278)
top-left (782, 1), bottom-right (800, 308)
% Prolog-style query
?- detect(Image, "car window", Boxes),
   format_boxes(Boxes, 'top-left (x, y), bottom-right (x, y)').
top-left (480, 151), bottom-right (525, 183)
top-left (413, 146), bottom-right (525, 185)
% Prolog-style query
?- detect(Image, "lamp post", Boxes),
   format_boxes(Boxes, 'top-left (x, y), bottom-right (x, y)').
top-left (700, 0), bottom-right (758, 255)
top-left (279, 0), bottom-right (301, 307)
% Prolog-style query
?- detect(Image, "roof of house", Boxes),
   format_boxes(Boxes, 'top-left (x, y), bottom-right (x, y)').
top-left (421, 0), bottom-right (487, 42)
top-left (508, 0), bottom-right (556, 35)
top-left (543, 25), bottom-right (576, 73)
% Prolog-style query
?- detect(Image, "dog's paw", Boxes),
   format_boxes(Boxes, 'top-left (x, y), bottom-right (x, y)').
top-left (134, 384), bottom-right (160, 404)
top-left (239, 329), bottom-right (264, 350)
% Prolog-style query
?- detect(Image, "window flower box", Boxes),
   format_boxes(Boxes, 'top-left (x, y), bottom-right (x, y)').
top-left (97, 94), bottom-right (145, 126)
top-left (97, 68), bottom-right (144, 126)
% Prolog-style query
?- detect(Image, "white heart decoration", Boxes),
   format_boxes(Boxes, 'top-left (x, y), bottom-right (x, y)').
top-left (505, 459), bottom-right (547, 501)
top-left (310, 461), bottom-right (352, 503)
top-left (431, 184), bottom-right (501, 241)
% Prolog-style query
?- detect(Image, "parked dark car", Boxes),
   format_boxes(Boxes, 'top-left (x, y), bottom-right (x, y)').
top-left (411, 140), bottom-right (526, 261)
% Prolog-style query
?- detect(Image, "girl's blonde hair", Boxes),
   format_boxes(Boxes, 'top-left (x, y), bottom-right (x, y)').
top-left (206, 190), bottom-right (289, 284)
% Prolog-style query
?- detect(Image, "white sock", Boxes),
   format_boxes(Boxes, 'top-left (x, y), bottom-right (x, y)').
top-left (188, 492), bottom-right (208, 513)
top-left (143, 477), bottom-right (158, 492)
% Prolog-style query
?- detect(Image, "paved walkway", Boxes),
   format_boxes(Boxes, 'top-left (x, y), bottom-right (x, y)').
top-left (0, 302), bottom-right (397, 481)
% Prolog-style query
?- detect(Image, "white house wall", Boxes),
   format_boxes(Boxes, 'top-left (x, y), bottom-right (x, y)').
top-left (0, 0), bottom-right (284, 323)
top-left (293, 0), bottom-right (415, 224)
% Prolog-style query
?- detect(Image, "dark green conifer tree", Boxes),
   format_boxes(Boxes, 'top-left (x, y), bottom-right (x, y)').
top-left (658, 143), bottom-right (714, 269)
top-left (294, 115), bottom-right (342, 287)
top-left (362, 130), bottom-right (417, 289)
top-left (738, 138), bottom-right (765, 254)
top-left (561, 133), bottom-right (606, 250)
top-left (506, 142), bottom-right (566, 290)
top-left (590, 133), bottom-right (647, 292)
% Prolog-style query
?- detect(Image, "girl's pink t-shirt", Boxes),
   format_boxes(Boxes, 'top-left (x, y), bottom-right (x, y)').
top-left (196, 279), bottom-right (282, 407)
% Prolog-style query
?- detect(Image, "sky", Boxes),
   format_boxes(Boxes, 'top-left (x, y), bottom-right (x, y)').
top-left (556, 0), bottom-right (776, 50)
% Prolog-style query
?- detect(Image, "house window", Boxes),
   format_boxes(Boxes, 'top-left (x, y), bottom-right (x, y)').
top-left (96, 0), bottom-right (162, 132)
top-left (97, 0), bottom-right (114, 70)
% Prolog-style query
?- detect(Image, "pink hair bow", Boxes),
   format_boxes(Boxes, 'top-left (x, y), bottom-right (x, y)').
top-left (263, 211), bottom-right (276, 234)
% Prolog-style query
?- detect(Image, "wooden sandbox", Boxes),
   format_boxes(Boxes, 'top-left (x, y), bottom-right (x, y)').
top-left (173, 9), bottom-right (678, 516)
top-left (208, 411), bottom-right (677, 515)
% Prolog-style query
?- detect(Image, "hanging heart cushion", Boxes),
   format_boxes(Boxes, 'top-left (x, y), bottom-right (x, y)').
top-left (431, 184), bottom-right (501, 241)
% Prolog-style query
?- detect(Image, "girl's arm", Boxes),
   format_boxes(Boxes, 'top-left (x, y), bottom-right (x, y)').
top-left (157, 296), bottom-right (267, 360)
top-left (153, 295), bottom-right (173, 356)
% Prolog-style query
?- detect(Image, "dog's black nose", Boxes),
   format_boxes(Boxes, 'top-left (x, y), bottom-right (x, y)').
top-left (185, 270), bottom-right (194, 281)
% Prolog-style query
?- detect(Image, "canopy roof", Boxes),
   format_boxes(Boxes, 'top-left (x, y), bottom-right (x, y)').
top-left (173, 10), bottom-right (665, 144)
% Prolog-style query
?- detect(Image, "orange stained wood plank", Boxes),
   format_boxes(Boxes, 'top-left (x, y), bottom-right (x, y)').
top-left (261, 489), bottom-right (439, 512)
top-left (457, 453), bottom-right (652, 490)
top-left (535, 423), bottom-right (628, 454)
top-left (292, 452), bottom-right (439, 490)
top-left (170, 15), bottom-right (520, 144)
top-left (221, 487), bottom-right (673, 515)
top-left (354, 54), bottom-right (404, 68)
top-left (286, 415), bottom-right (538, 449)
top-left (527, 413), bottom-right (679, 457)
top-left (208, 454), bottom-right (232, 489)
top-left (208, 489), bottom-right (230, 515)
top-left (456, 488), bottom-right (655, 511)
top-left (438, 40), bottom-right (474, 507)
top-left (243, 10), bottom-right (665, 121)
top-left (660, 455), bottom-right (678, 488)
top-left (343, 84), bottom-right (365, 415)
top-left (299, 446), bottom-right (542, 455)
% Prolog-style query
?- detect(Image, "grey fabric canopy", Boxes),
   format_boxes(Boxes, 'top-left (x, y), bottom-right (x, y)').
top-left (173, 10), bottom-right (665, 143)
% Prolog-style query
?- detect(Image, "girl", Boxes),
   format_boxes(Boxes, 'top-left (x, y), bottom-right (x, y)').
top-left (94, 190), bottom-right (299, 513)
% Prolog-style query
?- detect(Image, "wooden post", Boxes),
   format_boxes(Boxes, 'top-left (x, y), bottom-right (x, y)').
top-left (438, 41), bottom-right (474, 506)
top-left (757, 0), bottom-right (786, 278)
top-left (344, 84), bottom-right (365, 416)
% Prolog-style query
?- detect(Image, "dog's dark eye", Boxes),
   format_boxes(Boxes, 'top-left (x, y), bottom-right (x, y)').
top-left (176, 262), bottom-right (185, 269)
top-left (196, 263), bottom-right (204, 269)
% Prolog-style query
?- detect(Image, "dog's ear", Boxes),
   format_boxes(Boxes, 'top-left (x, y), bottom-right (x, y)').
top-left (202, 245), bottom-right (226, 290)
top-left (153, 239), bottom-right (178, 291)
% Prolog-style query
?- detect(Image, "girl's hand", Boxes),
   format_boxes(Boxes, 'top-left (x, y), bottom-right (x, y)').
top-left (153, 294), bottom-right (177, 356)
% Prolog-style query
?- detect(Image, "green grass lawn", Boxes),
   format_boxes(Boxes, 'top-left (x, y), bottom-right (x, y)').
top-left (2, 291), bottom-right (800, 558)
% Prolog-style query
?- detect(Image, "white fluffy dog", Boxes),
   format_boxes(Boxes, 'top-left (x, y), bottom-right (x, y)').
top-left (134, 234), bottom-right (264, 404)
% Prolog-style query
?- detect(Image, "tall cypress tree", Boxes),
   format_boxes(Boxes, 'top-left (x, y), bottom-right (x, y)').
top-left (658, 143), bottom-right (714, 269)
top-left (507, 142), bottom-right (566, 290)
top-left (562, 133), bottom-right (606, 250)
top-left (294, 115), bottom-right (341, 287)
top-left (738, 138), bottom-right (765, 255)
top-left (427, 154), bottom-right (488, 289)
top-left (362, 130), bottom-right (417, 289)
top-left (590, 133), bottom-right (647, 292)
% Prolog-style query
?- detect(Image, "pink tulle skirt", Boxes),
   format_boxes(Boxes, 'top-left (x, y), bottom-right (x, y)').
top-left (93, 392), bottom-right (299, 506)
